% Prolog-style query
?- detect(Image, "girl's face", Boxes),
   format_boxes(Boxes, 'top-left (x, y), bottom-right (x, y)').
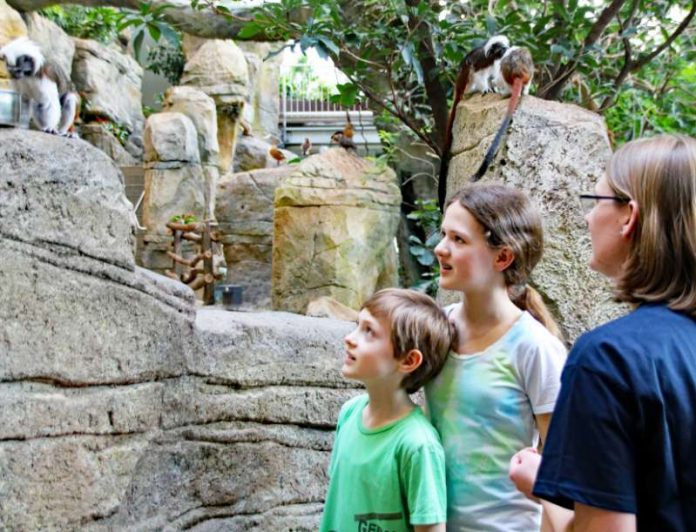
top-left (585, 175), bottom-right (632, 279)
top-left (434, 202), bottom-right (506, 294)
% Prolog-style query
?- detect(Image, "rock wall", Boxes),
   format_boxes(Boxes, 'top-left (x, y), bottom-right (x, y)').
top-left (442, 94), bottom-right (625, 341)
top-left (273, 148), bottom-right (401, 313)
top-left (0, 129), bottom-right (357, 530)
top-left (216, 167), bottom-right (292, 308)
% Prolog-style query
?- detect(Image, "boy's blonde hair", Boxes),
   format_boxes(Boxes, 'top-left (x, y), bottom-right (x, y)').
top-left (606, 134), bottom-right (696, 316)
top-left (362, 288), bottom-right (455, 394)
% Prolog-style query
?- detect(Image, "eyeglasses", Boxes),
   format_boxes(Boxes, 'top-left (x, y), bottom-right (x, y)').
top-left (579, 194), bottom-right (629, 214)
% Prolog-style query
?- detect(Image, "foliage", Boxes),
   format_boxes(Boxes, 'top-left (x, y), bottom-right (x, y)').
top-left (117, 2), bottom-right (180, 62)
top-left (170, 213), bottom-right (199, 224)
top-left (604, 53), bottom-right (696, 142)
top-left (206, 0), bottom-right (694, 150)
top-left (40, 6), bottom-right (122, 43)
top-left (98, 119), bottom-right (131, 146)
top-left (40, 3), bottom-right (183, 73)
top-left (407, 198), bottom-right (442, 295)
top-left (146, 36), bottom-right (185, 84)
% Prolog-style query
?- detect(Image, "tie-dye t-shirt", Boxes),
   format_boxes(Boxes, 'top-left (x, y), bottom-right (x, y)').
top-left (425, 308), bottom-right (566, 531)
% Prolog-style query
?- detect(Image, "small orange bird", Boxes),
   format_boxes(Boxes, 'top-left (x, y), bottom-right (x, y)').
top-left (343, 122), bottom-right (354, 140)
top-left (268, 145), bottom-right (286, 166)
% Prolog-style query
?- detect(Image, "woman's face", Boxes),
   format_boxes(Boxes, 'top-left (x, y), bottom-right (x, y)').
top-left (434, 202), bottom-right (505, 294)
top-left (585, 175), bottom-right (632, 279)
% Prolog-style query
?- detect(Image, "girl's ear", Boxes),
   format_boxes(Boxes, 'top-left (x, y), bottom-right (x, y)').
top-left (494, 246), bottom-right (515, 272)
top-left (399, 349), bottom-right (423, 375)
top-left (621, 200), bottom-right (640, 238)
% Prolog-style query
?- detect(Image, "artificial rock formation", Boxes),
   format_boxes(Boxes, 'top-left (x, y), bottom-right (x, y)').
top-left (24, 12), bottom-right (74, 77)
top-left (237, 41), bottom-right (283, 140)
top-left (80, 123), bottom-right (138, 166)
top-left (163, 85), bottom-right (220, 219)
top-left (0, 0), bottom-right (26, 86)
top-left (442, 94), bottom-right (623, 340)
top-left (181, 39), bottom-right (249, 174)
top-left (273, 148), bottom-right (401, 313)
top-left (72, 37), bottom-right (145, 158)
top-left (0, 128), bottom-right (357, 530)
top-left (216, 166), bottom-right (292, 308)
top-left (140, 112), bottom-right (207, 273)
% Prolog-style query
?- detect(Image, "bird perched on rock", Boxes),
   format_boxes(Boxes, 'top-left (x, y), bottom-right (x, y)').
top-left (302, 137), bottom-right (312, 156)
top-left (268, 145), bottom-right (286, 166)
top-left (330, 131), bottom-right (356, 151)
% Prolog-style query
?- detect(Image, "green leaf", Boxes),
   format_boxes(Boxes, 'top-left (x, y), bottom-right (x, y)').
top-left (425, 231), bottom-right (441, 247)
top-left (238, 22), bottom-right (263, 39)
top-left (133, 28), bottom-right (145, 61)
top-left (147, 23), bottom-right (161, 42)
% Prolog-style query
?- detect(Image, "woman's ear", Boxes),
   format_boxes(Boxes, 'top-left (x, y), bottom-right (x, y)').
top-left (621, 200), bottom-right (640, 238)
top-left (399, 349), bottom-right (424, 375)
top-left (494, 246), bottom-right (516, 272)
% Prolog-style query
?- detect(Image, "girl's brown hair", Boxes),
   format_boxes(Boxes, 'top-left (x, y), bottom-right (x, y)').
top-left (447, 184), bottom-right (562, 339)
top-left (606, 134), bottom-right (696, 317)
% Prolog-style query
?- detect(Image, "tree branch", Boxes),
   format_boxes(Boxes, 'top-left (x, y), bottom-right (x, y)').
top-left (539, 0), bottom-right (627, 99)
top-left (6, 0), bottom-right (311, 40)
top-left (631, 0), bottom-right (696, 71)
top-left (404, 0), bottom-right (448, 150)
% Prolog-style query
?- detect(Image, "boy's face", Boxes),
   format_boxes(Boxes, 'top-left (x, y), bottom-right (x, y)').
top-left (342, 309), bottom-right (402, 387)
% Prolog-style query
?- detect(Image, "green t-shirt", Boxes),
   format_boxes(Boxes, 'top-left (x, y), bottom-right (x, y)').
top-left (320, 394), bottom-right (447, 532)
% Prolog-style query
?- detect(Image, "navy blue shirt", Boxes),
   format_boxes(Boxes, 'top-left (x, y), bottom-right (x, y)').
top-left (534, 304), bottom-right (696, 531)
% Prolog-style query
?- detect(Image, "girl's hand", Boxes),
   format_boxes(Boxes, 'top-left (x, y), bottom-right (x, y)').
top-left (509, 447), bottom-right (541, 500)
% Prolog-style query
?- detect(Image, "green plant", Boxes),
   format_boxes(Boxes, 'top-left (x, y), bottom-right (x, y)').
top-left (39, 6), bottom-right (122, 43)
top-left (117, 2), bottom-right (179, 62)
top-left (170, 213), bottom-right (199, 224)
top-left (146, 36), bottom-right (185, 84)
top-left (406, 198), bottom-right (442, 295)
top-left (101, 120), bottom-right (131, 146)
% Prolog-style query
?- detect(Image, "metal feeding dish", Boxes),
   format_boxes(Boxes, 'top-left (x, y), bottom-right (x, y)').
top-left (0, 89), bottom-right (21, 127)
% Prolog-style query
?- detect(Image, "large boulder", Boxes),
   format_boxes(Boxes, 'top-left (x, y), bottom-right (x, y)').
top-left (72, 37), bottom-right (145, 145)
top-left (233, 133), bottom-right (277, 172)
top-left (80, 122), bottom-right (138, 166)
top-left (163, 85), bottom-right (219, 168)
top-left (0, 0), bottom-right (26, 85)
top-left (442, 94), bottom-right (624, 341)
top-left (216, 167), bottom-right (292, 308)
top-left (140, 112), bottom-right (206, 273)
top-left (237, 41), bottom-right (282, 140)
top-left (273, 148), bottom-right (401, 313)
top-left (24, 13), bottom-right (74, 78)
top-left (0, 128), bottom-right (357, 530)
top-left (181, 39), bottom-right (248, 173)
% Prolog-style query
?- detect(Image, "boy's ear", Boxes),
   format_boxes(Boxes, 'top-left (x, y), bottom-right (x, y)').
top-left (494, 245), bottom-right (515, 272)
top-left (399, 349), bottom-right (423, 374)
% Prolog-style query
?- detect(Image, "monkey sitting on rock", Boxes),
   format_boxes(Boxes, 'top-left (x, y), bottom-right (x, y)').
top-left (0, 37), bottom-right (80, 137)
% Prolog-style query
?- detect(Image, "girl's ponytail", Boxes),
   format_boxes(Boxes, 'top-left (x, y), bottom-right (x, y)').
top-left (508, 284), bottom-right (564, 342)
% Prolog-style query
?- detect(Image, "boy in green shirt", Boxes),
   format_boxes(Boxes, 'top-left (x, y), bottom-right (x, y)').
top-left (320, 288), bottom-right (455, 532)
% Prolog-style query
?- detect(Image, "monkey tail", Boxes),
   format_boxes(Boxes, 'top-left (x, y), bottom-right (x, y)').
top-left (438, 84), bottom-right (466, 211)
top-left (471, 77), bottom-right (525, 182)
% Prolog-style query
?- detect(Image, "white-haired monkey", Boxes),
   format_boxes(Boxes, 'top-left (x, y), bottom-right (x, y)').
top-left (0, 37), bottom-right (80, 137)
top-left (438, 35), bottom-right (510, 209)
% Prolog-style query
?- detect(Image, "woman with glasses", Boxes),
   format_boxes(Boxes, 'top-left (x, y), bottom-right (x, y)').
top-left (509, 134), bottom-right (696, 532)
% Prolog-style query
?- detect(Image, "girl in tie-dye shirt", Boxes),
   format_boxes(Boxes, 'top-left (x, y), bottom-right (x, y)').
top-left (426, 184), bottom-right (566, 531)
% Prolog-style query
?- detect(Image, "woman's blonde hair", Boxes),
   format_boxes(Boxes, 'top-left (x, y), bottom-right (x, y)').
top-left (606, 134), bottom-right (696, 316)
top-left (447, 184), bottom-right (563, 339)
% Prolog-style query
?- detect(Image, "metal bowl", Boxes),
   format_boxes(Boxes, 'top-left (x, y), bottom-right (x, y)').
top-left (0, 89), bottom-right (21, 127)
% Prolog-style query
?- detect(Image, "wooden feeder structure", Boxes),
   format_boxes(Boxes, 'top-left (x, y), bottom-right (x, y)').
top-left (165, 219), bottom-right (224, 305)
